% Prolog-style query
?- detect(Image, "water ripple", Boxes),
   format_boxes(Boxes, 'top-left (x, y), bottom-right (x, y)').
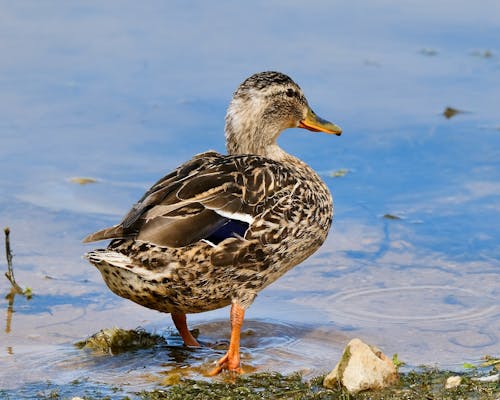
top-left (325, 285), bottom-right (498, 325)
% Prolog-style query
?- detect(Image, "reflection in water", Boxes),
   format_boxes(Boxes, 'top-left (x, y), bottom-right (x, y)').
top-left (5, 289), bottom-right (16, 334)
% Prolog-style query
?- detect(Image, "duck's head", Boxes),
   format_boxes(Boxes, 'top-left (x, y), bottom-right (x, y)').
top-left (225, 71), bottom-right (342, 159)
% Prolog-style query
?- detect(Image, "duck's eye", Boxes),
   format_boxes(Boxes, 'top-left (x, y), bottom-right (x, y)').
top-left (285, 88), bottom-right (296, 98)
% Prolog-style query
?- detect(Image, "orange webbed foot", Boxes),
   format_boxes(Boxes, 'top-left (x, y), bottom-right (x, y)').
top-left (207, 303), bottom-right (245, 376)
top-left (207, 352), bottom-right (243, 376)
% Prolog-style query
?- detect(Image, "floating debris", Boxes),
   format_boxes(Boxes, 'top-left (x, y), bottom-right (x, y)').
top-left (443, 107), bottom-right (466, 119)
top-left (419, 48), bottom-right (439, 56)
top-left (75, 327), bottom-right (165, 354)
top-left (69, 177), bottom-right (98, 185)
top-left (480, 355), bottom-right (500, 370)
top-left (329, 168), bottom-right (350, 178)
top-left (383, 214), bottom-right (402, 220)
top-left (471, 49), bottom-right (494, 59)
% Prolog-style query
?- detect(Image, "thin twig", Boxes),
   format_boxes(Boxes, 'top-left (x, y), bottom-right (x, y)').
top-left (4, 227), bottom-right (23, 294)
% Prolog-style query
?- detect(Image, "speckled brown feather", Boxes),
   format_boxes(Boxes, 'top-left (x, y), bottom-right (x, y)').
top-left (85, 151), bottom-right (332, 312)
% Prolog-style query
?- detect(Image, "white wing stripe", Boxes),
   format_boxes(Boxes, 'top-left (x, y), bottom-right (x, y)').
top-left (214, 209), bottom-right (254, 224)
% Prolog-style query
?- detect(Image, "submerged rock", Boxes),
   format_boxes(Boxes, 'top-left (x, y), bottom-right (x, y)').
top-left (323, 338), bottom-right (399, 393)
top-left (75, 327), bottom-right (164, 354)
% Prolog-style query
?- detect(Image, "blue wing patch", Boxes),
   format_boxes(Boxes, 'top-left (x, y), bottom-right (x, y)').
top-left (205, 218), bottom-right (249, 244)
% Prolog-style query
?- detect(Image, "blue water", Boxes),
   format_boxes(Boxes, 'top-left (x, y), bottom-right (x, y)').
top-left (1, 1), bottom-right (499, 398)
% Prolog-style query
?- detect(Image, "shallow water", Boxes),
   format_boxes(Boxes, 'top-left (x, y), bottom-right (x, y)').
top-left (1, 1), bottom-right (499, 398)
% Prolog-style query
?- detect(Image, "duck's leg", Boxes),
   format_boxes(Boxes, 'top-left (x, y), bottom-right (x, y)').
top-left (171, 312), bottom-right (200, 347)
top-left (208, 302), bottom-right (245, 375)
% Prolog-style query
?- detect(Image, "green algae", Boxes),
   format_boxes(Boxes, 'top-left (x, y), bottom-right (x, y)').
top-left (9, 368), bottom-right (497, 399)
top-left (137, 369), bottom-right (498, 400)
top-left (75, 327), bottom-right (165, 355)
top-left (392, 353), bottom-right (406, 370)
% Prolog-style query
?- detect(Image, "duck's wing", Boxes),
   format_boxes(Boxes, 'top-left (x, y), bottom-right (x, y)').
top-left (83, 151), bottom-right (280, 248)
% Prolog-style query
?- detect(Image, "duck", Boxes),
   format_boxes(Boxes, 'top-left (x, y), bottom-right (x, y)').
top-left (83, 71), bottom-right (342, 375)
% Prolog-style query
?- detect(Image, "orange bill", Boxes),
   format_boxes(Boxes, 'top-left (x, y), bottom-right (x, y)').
top-left (299, 107), bottom-right (342, 135)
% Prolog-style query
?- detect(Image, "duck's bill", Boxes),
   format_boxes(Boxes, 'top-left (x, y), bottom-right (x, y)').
top-left (299, 108), bottom-right (342, 135)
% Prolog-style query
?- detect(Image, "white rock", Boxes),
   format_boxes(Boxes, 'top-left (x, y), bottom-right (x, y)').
top-left (472, 373), bottom-right (499, 383)
top-left (445, 375), bottom-right (462, 388)
top-left (323, 338), bottom-right (399, 393)
top-left (445, 375), bottom-right (462, 389)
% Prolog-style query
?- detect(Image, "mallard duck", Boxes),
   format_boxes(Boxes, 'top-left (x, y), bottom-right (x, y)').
top-left (83, 71), bottom-right (341, 374)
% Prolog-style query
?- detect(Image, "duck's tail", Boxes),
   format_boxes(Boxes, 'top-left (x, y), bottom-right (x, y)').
top-left (82, 225), bottom-right (128, 243)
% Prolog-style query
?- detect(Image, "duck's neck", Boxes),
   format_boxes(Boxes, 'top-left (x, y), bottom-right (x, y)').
top-left (225, 100), bottom-right (297, 163)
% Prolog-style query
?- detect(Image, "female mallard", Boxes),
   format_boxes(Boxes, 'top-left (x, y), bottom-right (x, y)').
top-left (83, 71), bottom-right (341, 375)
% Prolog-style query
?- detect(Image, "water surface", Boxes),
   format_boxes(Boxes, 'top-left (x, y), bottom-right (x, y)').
top-left (1, 1), bottom-right (499, 398)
